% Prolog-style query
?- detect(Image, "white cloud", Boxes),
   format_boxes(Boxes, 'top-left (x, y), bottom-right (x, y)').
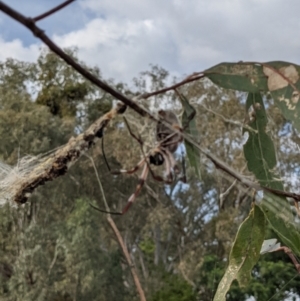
top-left (2, 0), bottom-right (300, 83)
top-left (53, 18), bottom-right (175, 82)
top-left (0, 37), bottom-right (40, 63)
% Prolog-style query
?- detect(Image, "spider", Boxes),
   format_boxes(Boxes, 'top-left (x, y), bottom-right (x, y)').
top-left (94, 109), bottom-right (195, 215)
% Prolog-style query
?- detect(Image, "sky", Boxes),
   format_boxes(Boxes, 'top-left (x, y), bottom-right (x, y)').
top-left (1, 0), bottom-right (300, 84)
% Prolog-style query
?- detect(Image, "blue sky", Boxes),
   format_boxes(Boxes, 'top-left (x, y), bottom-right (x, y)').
top-left (1, 0), bottom-right (300, 83)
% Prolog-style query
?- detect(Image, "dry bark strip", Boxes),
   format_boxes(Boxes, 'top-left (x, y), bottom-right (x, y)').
top-left (11, 103), bottom-right (126, 204)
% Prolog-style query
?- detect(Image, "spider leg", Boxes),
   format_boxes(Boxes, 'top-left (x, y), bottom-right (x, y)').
top-left (160, 137), bottom-right (183, 150)
top-left (89, 203), bottom-right (122, 215)
top-left (121, 162), bottom-right (149, 214)
top-left (159, 150), bottom-right (174, 183)
top-left (90, 162), bottom-right (150, 215)
top-left (180, 150), bottom-right (187, 183)
top-left (162, 147), bottom-right (180, 175)
top-left (124, 118), bottom-right (167, 184)
top-left (102, 115), bottom-right (145, 174)
top-left (111, 157), bottom-right (146, 175)
top-left (157, 130), bottom-right (182, 147)
top-left (123, 116), bottom-right (144, 145)
top-left (101, 130), bottom-right (112, 172)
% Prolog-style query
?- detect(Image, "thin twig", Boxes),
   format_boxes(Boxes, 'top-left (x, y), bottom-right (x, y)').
top-left (32, 0), bottom-right (75, 22)
top-left (137, 73), bottom-right (205, 100)
top-left (88, 155), bottom-right (147, 301)
top-left (85, 155), bottom-right (110, 214)
top-left (48, 240), bottom-right (60, 276)
top-left (107, 216), bottom-right (147, 301)
top-left (198, 102), bottom-right (258, 133)
top-left (219, 179), bottom-right (237, 209)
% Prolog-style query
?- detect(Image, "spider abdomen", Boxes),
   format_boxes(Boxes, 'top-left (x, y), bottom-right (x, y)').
top-left (149, 152), bottom-right (164, 166)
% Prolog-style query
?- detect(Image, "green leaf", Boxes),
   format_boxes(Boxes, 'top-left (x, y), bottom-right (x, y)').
top-left (204, 61), bottom-right (300, 131)
top-left (204, 62), bottom-right (268, 92)
top-left (265, 62), bottom-right (300, 132)
top-left (259, 193), bottom-right (300, 257)
top-left (213, 205), bottom-right (265, 301)
top-left (243, 92), bottom-right (283, 190)
top-left (178, 92), bottom-right (201, 180)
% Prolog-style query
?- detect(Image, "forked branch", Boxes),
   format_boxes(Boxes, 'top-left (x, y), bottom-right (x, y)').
top-left (33, 0), bottom-right (75, 22)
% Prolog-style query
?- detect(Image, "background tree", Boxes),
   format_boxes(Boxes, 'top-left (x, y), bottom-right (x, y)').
top-left (0, 47), bottom-right (300, 301)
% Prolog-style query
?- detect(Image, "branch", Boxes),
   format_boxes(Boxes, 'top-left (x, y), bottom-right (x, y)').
top-left (137, 73), bottom-right (205, 100)
top-left (0, 2), bottom-right (204, 111)
top-left (1, 1), bottom-right (300, 205)
top-left (0, 1), bottom-right (149, 118)
top-left (33, 0), bottom-right (75, 22)
top-left (0, 103), bottom-right (126, 204)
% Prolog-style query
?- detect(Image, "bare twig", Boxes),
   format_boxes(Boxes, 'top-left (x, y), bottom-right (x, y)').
top-left (88, 156), bottom-right (147, 301)
top-left (85, 155), bottom-right (110, 215)
top-left (48, 240), bottom-right (60, 276)
top-left (219, 179), bottom-right (237, 209)
top-left (33, 0), bottom-right (75, 22)
top-left (107, 216), bottom-right (147, 301)
top-left (198, 103), bottom-right (257, 133)
top-left (137, 73), bottom-right (205, 100)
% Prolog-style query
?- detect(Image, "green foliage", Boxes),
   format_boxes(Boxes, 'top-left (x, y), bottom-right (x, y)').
top-left (205, 61), bottom-right (300, 131)
top-left (260, 193), bottom-right (300, 257)
top-left (202, 62), bottom-right (300, 298)
top-left (36, 49), bottom-right (90, 118)
top-left (139, 239), bottom-right (155, 255)
top-left (214, 205), bottom-right (265, 300)
top-left (227, 258), bottom-right (300, 301)
top-left (178, 92), bottom-right (201, 180)
top-left (196, 255), bottom-right (226, 300)
top-left (150, 273), bottom-right (196, 301)
top-left (205, 62), bottom-right (268, 92)
top-left (243, 93), bottom-right (283, 189)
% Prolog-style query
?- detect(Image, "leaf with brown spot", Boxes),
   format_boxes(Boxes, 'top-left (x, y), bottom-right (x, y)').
top-left (263, 64), bottom-right (299, 91)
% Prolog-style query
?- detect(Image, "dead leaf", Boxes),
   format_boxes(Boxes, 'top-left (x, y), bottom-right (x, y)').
top-left (263, 65), bottom-right (299, 91)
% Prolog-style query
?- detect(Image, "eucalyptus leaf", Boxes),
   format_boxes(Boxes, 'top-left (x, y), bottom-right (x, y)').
top-left (204, 61), bottom-right (300, 131)
top-left (259, 193), bottom-right (300, 257)
top-left (213, 205), bottom-right (265, 301)
top-left (243, 92), bottom-right (283, 190)
top-left (178, 92), bottom-right (201, 180)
